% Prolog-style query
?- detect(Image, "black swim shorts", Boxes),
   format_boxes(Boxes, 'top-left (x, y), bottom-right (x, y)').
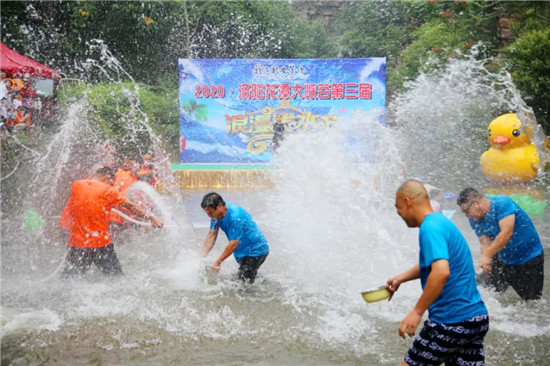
top-left (63, 243), bottom-right (124, 277)
top-left (485, 253), bottom-right (544, 300)
top-left (236, 253), bottom-right (268, 284)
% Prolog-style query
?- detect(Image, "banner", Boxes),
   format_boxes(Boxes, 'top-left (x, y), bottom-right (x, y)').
top-left (178, 58), bottom-right (386, 164)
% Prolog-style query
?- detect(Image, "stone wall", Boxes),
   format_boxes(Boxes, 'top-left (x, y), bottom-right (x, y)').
top-left (497, 14), bottom-right (518, 46)
top-left (291, 0), bottom-right (343, 29)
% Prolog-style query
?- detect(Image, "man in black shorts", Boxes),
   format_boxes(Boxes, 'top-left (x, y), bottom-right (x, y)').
top-left (59, 167), bottom-right (163, 277)
top-left (457, 188), bottom-right (544, 300)
top-left (201, 192), bottom-right (269, 284)
top-left (388, 181), bottom-right (489, 366)
top-left (63, 244), bottom-right (124, 277)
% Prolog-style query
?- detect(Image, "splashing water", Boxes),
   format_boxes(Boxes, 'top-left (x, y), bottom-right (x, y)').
top-left (392, 45), bottom-right (549, 189)
top-left (2, 46), bottom-right (549, 365)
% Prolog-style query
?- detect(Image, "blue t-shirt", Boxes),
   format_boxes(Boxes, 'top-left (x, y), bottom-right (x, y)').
top-left (210, 202), bottom-right (269, 261)
top-left (419, 213), bottom-right (487, 324)
top-left (468, 195), bottom-right (543, 265)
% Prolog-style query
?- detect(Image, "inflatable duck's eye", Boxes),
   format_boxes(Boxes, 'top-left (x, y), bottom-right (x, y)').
top-left (487, 129), bottom-right (492, 137)
top-left (512, 129), bottom-right (521, 137)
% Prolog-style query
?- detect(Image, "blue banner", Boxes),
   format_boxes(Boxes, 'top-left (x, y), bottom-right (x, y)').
top-left (178, 58), bottom-right (386, 164)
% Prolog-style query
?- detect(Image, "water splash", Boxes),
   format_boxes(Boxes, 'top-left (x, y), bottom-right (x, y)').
top-left (1, 44), bottom-right (549, 365)
top-left (392, 45), bottom-right (549, 190)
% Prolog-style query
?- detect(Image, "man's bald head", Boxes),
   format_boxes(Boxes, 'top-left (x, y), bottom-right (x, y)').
top-left (395, 180), bottom-right (432, 228)
top-left (396, 180), bottom-right (429, 203)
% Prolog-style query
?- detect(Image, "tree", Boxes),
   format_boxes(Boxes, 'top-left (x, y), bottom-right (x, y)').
top-left (502, 1), bottom-right (550, 135)
top-left (506, 28), bottom-right (550, 134)
top-left (391, 1), bottom-right (503, 94)
top-left (333, 0), bottom-right (431, 96)
top-left (1, 1), bottom-right (335, 85)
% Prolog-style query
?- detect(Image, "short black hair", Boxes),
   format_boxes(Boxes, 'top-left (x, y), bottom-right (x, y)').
top-left (137, 174), bottom-right (154, 184)
top-left (201, 192), bottom-right (225, 209)
top-left (457, 188), bottom-right (483, 206)
top-left (95, 166), bottom-right (116, 180)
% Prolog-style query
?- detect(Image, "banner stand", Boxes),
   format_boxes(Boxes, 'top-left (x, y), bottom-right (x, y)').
top-left (171, 164), bottom-right (274, 189)
top-left (178, 58), bottom-right (386, 170)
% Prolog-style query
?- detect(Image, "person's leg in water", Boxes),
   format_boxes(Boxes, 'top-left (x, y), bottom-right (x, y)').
top-left (237, 254), bottom-right (268, 284)
top-left (483, 255), bottom-right (508, 293)
top-left (508, 254), bottom-right (544, 300)
top-left (62, 246), bottom-right (93, 278)
top-left (92, 243), bottom-right (125, 276)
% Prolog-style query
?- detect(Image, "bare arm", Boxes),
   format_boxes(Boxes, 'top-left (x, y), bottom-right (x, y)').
top-left (202, 228), bottom-right (219, 257)
top-left (478, 235), bottom-right (491, 255)
top-left (120, 198), bottom-right (163, 228)
top-left (478, 214), bottom-right (514, 272)
top-left (477, 235), bottom-right (491, 273)
top-left (386, 263), bottom-right (420, 300)
top-left (212, 239), bottom-right (239, 273)
top-left (398, 259), bottom-right (450, 339)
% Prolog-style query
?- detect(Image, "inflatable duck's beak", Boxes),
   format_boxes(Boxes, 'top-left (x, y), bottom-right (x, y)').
top-left (492, 135), bottom-right (510, 146)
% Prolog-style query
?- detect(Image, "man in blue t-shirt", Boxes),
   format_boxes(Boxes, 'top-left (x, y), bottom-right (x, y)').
top-left (387, 180), bottom-right (489, 366)
top-left (201, 192), bottom-right (269, 284)
top-left (457, 188), bottom-right (544, 300)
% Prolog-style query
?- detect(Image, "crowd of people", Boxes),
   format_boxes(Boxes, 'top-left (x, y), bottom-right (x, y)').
top-left (0, 69), bottom-right (37, 139)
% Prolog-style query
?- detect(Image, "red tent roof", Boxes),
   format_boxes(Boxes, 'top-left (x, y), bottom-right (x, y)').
top-left (0, 43), bottom-right (56, 79)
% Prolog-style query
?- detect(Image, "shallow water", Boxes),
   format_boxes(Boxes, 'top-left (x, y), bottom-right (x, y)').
top-left (2, 50), bottom-right (550, 366)
top-left (1, 185), bottom-right (549, 366)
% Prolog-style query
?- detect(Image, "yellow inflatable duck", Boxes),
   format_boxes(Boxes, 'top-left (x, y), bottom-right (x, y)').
top-left (480, 113), bottom-right (543, 183)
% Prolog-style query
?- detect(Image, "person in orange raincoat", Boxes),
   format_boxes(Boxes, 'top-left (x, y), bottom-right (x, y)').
top-left (113, 158), bottom-right (140, 192)
top-left (109, 158), bottom-right (140, 226)
top-left (137, 153), bottom-right (158, 186)
top-left (59, 167), bottom-right (163, 277)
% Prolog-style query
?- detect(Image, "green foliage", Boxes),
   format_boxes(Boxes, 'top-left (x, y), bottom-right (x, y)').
top-left (58, 80), bottom-right (179, 153)
top-left (505, 28), bottom-right (550, 134)
top-left (181, 1), bottom-right (335, 59)
top-left (334, 0), bottom-right (439, 95)
top-left (332, 1), bottom-right (503, 96)
top-left (1, 1), bottom-right (334, 84)
top-left (503, 1), bottom-right (550, 36)
top-left (391, 1), bottom-right (502, 93)
top-left (500, 2), bottom-right (550, 135)
top-left (283, 21), bottom-right (338, 59)
top-left (335, 0), bottom-right (427, 59)
top-left (138, 76), bottom-right (181, 156)
top-left (2, 0), bottom-right (549, 141)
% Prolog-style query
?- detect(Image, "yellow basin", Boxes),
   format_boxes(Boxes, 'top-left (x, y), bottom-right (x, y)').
top-left (361, 286), bottom-right (390, 303)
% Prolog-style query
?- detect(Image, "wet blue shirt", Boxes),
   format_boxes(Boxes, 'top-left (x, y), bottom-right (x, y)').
top-left (468, 195), bottom-right (543, 265)
top-left (210, 202), bottom-right (269, 261)
top-left (419, 213), bottom-right (488, 324)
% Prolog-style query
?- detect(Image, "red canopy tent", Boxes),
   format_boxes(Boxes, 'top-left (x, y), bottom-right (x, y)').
top-left (0, 43), bottom-right (57, 79)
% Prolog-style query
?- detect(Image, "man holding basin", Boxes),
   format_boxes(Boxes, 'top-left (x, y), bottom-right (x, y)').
top-left (386, 180), bottom-right (489, 366)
